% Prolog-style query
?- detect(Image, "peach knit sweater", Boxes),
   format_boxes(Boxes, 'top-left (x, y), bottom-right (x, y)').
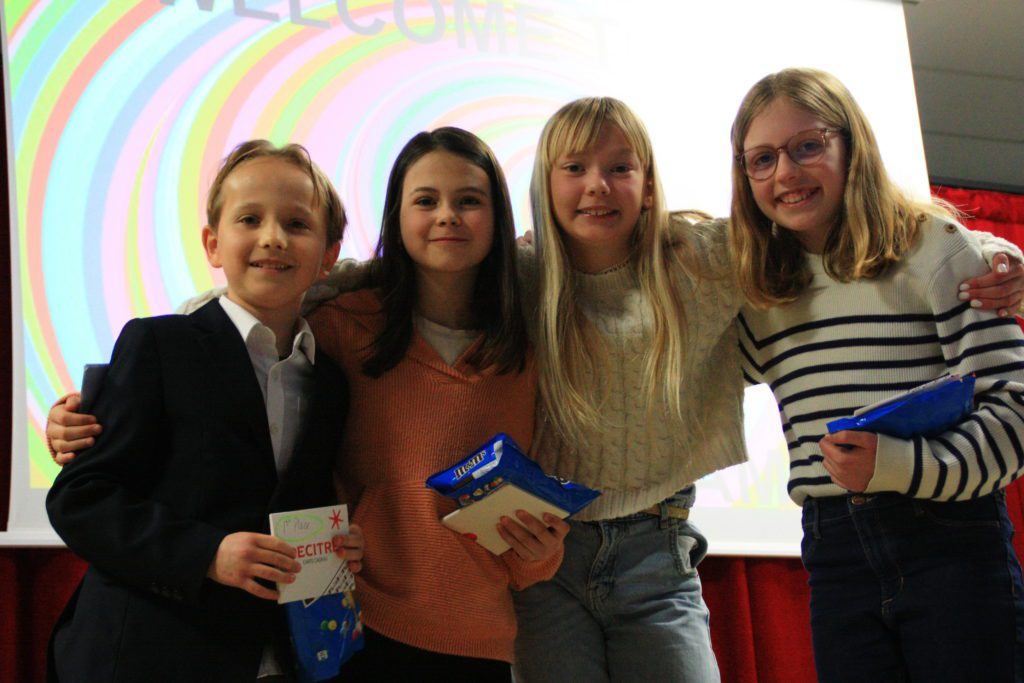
top-left (308, 289), bottom-right (561, 663)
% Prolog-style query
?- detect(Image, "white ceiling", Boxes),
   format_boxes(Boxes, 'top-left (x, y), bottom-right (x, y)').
top-left (904, 0), bottom-right (1024, 191)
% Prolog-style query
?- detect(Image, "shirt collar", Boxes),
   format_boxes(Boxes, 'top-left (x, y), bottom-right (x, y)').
top-left (217, 296), bottom-right (316, 364)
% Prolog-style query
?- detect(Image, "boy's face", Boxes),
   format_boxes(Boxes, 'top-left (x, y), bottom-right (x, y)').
top-left (202, 157), bottom-right (340, 322)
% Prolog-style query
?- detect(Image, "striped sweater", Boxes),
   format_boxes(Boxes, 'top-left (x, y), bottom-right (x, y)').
top-left (739, 217), bottom-right (1024, 505)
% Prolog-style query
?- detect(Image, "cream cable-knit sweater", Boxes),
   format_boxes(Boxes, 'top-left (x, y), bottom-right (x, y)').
top-left (520, 219), bottom-right (749, 521)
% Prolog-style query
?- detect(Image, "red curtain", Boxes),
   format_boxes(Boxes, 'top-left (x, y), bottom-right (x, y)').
top-left (2, 185), bottom-right (1022, 682)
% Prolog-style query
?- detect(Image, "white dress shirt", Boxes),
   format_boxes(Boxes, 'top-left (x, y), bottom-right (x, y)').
top-left (218, 296), bottom-right (315, 476)
top-left (218, 296), bottom-right (316, 678)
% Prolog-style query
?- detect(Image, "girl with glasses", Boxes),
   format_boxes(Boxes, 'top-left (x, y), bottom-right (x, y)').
top-left (731, 67), bottom-right (1024, 682)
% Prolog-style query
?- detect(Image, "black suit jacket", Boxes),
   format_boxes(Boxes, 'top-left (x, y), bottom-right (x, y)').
top-left (46, 300), bottom-right (348, 682)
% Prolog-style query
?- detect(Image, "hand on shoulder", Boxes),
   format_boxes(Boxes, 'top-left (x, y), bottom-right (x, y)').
top-left (46, 392), bottom-right (101, 465)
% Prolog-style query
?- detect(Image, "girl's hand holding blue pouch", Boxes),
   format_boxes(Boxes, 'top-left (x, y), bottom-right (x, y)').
top-left (826, 374), bottom-right (976, 439)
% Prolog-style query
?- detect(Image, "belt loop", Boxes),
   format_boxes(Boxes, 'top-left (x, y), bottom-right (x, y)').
top-left (658, 500), bottom-right (668, 529)
top-left (808, 498), bottom-right (822, 540)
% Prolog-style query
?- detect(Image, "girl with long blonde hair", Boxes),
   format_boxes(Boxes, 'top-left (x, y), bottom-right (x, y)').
top-left (511, 97), bottom-right (745, 682)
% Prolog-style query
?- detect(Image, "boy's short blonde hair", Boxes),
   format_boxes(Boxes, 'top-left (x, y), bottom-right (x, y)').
top-left (206, 140), bottom-right (346, 245)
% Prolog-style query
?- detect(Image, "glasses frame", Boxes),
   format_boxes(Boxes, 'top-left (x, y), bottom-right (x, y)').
top-left (736, 128), bottom-right (843, 181)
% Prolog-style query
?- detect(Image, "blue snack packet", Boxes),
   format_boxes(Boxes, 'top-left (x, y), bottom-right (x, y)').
top-left (425, 433), bottom-right (600, 514)
top-left (285, 591), bottom-right (363, 683)
top-left (826, 374), bottom-right (975, 439)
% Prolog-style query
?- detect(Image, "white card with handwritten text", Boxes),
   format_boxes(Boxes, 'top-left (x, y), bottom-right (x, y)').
top-left (269, 504), bottom-right (355, 604)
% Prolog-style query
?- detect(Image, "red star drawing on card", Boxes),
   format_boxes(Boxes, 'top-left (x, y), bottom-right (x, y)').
top-left (329, 508), bottom-right (343, 529)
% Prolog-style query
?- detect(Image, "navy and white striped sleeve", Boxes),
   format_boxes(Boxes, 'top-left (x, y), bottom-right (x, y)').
top-left (737, 317), bottom-right (764, 387)
top-left (867, 234), bottom-right (1024, 501)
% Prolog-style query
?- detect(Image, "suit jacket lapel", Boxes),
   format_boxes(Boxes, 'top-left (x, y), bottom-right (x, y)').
top-left (190, 300), bottom-right (276, 478)
top-left (271, 353), bottom-right (348, 512)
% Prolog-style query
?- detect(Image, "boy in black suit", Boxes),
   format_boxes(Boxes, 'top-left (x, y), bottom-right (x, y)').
top-left (46, 140), bottom-right (362, 682)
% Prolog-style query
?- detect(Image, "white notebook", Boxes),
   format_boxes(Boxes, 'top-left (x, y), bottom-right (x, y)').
top-left (441, 484), bottom-right (569, 555)
top-left (269, 504), bottom-right (355, 604)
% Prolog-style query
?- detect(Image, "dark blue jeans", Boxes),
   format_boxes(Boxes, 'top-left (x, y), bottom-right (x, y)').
top-left (801, 491), bottom-right (1024, 682)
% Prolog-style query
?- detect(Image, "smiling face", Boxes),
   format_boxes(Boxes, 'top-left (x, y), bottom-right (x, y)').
top-left (202, 156), bottom-right (339, 324)
top-left (399, 150), bottom-right (495, 281)
top-left (743, 97), bottom-right (848, 253)
top-left (549, 124), bottom-right (651, 272)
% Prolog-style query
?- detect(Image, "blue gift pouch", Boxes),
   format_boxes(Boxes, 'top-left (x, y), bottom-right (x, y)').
top-left (285, 591), bottom-right (363, 683)
top-left (826, 374), bottom-right (976, 438)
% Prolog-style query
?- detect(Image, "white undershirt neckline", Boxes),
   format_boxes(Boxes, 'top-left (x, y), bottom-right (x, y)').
top-left (414, 313), bottom-right (479, 366)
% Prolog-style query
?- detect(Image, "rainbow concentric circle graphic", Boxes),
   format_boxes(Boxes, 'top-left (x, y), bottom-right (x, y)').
top-left (7, 0), bottom-right (604, 486)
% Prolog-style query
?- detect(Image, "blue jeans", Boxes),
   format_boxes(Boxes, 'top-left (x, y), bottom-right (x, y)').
top-left (802, 491), bottom-right (1024, 683)
top-left (512, 488), bottom-right (719, 682)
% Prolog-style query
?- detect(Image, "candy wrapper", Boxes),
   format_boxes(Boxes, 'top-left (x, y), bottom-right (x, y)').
top-left (826, 374), bottom-right (976, 439)
top-left (284, 591), bottom-right (363, 683)
top-left (426, 433), bottom-right (600, 554)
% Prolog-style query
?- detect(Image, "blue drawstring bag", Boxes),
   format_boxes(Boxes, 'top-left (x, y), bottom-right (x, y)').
top-left (285, 590), bottom-right (363, 682)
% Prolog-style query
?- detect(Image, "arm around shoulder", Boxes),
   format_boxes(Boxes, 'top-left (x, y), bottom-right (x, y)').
top-left (969, 226), bottom-right (1023, 266)
top-left (175, 258), bottom-right (374, 316)
top-left (302, 258), bottom-right (375, 314)
top-left (958, 226), bottom-right (1024, 316)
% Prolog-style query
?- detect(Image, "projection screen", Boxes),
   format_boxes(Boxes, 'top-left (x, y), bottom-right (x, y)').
top-left (1, 0), bottom-right (929, 553)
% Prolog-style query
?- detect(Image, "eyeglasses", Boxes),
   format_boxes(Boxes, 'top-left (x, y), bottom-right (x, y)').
top-left (736, 128), bottom-right (843, 181)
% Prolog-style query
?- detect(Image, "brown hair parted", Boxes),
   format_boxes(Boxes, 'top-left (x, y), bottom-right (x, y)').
top-left (729, 67), bottom-right (945, 308)
top-left (361, 127), bottom-right (527, 377)
top-left (206, 140), bottom-right (347, 245)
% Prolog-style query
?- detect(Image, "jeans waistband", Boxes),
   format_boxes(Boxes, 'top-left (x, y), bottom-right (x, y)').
top-left (805, 489), bottom-right (1005, 512)
top-left (599, 486), bottom-right (697, 524)
top-left (802, 490), bottom-right (1007, 535)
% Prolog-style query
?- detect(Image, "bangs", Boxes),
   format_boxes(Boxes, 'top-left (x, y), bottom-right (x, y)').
top-left (543, 101), bottom-right (607, 163)
top-left (541, 97), bottom-right (653, 172)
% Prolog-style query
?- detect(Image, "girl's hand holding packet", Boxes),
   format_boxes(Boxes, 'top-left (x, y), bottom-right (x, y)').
top-left (426, 433), bottom-right (600, 554)
top-left (826, 374), bottom-right (976, 439)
